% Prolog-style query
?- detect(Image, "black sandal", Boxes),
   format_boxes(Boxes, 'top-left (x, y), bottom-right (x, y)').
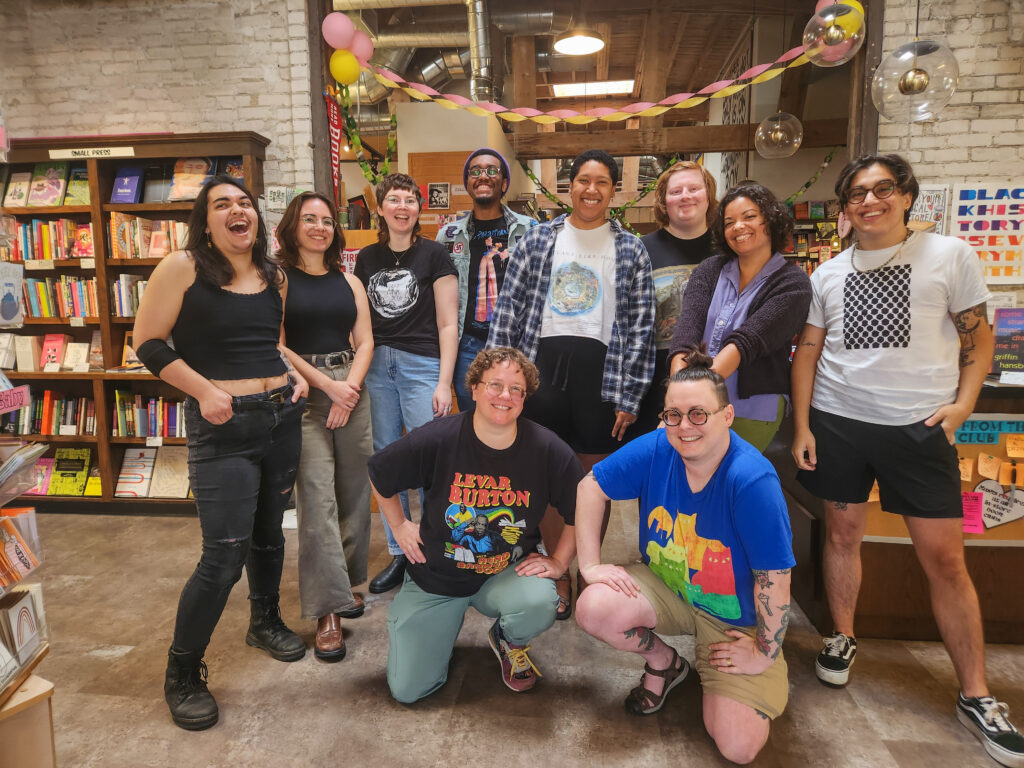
top-left (624, 648), bottom-right (689, 715)
top-left (554, 573), bottom-right (572, 621)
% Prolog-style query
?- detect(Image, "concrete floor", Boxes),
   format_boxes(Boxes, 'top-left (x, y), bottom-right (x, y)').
top-left (32, 504), bottom-right (1024, 768)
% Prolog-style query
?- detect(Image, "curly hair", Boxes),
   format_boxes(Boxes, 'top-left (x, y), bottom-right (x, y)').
top-left (464, 347), bottom-right (540, 398)
top-left (669, 344), bottom-right (730, 408)
top-left (569, 149), bottom-right (620, 186)
top-left (274, 192), bottom-right (346, 272)
top-left (653, 162), bottom-right (719, 230)
top-left (712, 183), bottom-right (794, 259)
top-left (835, 154), bottom-right (919, 224)
top-left (374, 173), bottom-right (424, 247)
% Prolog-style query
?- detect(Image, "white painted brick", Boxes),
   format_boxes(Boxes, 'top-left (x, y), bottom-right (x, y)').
top-left (975, 60), bottom-right (1023, 76)
top-left (975, 89), bottom-right (1021, 104)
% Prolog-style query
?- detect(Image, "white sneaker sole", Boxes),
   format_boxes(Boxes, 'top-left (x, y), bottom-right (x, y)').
top-left (815, 658), bottom-right (852, 686)
top-left (957, 709), bottom-right (1024, 768)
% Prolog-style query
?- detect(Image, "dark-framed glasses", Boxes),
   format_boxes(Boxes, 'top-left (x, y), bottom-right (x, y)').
top-left (847, 179), bottom-right (897, 205)
top-left (659, 405), bottom-right (727, 427)
top-left (481, 380), bottom-right (526, 401)
top-left (468, 166), bottom-right (502, 178)
top-left (300, 215), bottom-right (335, 228)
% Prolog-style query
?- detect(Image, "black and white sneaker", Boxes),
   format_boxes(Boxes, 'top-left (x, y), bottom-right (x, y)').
top-left (957, 692), bottom-right (1024, 768)
top-left (815, 632), bottom-right (857, 686)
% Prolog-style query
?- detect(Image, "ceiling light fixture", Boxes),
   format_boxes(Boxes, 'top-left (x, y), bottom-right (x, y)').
top-left (757, 1), bottom-right (803, 159)
top-left (552, 80), bottom-right (634, 98)
top-left (554, 4), bottom-right (605, 56)
top-left (803, 0), bottom-right (866, 67)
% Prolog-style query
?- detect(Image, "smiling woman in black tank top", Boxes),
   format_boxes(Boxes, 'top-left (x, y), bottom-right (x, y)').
top-left (133, 175), bottom-right (309, 732)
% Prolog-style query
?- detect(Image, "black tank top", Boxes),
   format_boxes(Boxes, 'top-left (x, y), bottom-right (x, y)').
top-left (171, 278), bottom-right (287, 380)
top-left (282, 268), bottom-right (357, 355)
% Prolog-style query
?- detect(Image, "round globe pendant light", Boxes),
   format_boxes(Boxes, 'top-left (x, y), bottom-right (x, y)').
top-left (803, 0), bottom-right (866, 67)
top-left (755, 112), bottom-right (804, 158)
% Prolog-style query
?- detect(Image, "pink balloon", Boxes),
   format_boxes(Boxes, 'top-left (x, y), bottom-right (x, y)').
top-left (349, 30), bottom-right (374, 65)
top-left (322, 12), bottom-right (355, 50)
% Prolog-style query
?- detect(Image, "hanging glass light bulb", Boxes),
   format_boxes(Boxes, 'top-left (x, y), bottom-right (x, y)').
top-left (755, 112), bottom-right (804, 159)
top-left (871, 39), bottom-right (959, 122)
top-left (803, 0), bottom-right (866, 67)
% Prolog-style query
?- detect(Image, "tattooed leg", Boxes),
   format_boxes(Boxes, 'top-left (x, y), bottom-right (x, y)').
top-left (624, 626), bottom-right (657, 652)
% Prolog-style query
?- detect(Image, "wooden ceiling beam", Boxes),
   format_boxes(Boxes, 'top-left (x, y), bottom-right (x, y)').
top-left (775, 15), bottom-right (811, 119)
top-left (510, 118), bottom-right (847, 159)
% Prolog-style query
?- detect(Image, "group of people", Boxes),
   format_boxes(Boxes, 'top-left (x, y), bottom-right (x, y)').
top-left (131, 146), bottom-right (1023, 768)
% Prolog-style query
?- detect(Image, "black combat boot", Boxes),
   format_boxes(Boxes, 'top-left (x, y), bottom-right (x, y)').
top-left (164, 647), bottom-right (218, 731)
top-left (245, 595), bottom-right (306, 661)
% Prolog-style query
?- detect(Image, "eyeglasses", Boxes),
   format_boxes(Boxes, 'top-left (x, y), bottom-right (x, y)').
top-left (384, 195), bottom-right (419, 207)
top-left (300, 215), bottom-right (335, 228)
top-left (480, 380), bottom-right (526, 401)
top-left (468, 166), bottom-right (502, 179)
top-left (658, 405), bottom-right (727, 427)
top-left (846, 179), bottom-right (897, 205)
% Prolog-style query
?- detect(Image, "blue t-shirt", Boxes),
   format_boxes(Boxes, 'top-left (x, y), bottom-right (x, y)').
top-left (593, 429), bottom-right (795, 627)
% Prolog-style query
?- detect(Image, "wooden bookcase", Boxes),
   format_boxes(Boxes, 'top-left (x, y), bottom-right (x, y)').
top-left (1, 132), bottom-right (270, 511)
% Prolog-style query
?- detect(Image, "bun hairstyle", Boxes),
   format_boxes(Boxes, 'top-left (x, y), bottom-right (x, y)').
top-left (669, 344), bottom-right (730, 407)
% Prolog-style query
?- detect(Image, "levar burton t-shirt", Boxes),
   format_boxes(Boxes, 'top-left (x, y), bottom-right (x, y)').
top-left (354, 238), bottom-right (456, 358)
top-left (594, 429), bottom-right (795, 628)
top-left (367, 411), bottom-right (584, 597)
top-left (541, 220), bottom-right (617, 345)
top-left (807, 231), bottom-right (990, 425)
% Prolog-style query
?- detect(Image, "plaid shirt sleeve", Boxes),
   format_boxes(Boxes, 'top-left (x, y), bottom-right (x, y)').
top-left (604, 228), bottom-right (655, 414)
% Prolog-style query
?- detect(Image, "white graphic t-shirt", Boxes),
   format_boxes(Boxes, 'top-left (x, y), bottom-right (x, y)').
top-left (541, 221), bottom-right (617, 344)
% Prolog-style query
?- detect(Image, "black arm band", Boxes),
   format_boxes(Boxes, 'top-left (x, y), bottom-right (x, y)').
top-left (136, 338), bottom-right (182, 376)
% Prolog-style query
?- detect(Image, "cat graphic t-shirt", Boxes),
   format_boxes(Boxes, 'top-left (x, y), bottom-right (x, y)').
top-left (354, 239), bottom-right (457, 358)
top-left (593, 429), bottom-right (795, 627)
top-left (367, 412), bottom-right (583, 597)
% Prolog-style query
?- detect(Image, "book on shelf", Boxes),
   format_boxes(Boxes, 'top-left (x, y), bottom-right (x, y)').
top-left (23, 458), bottom-right (54, 496)
top-left (88, 330), bottom-right (103, 370)
top-left (0, 587), bottom-right (42, 664)
top-left (26, 162), bottom-right (68, 207)
top-left (83, 462), bottom-right (102, 497)
top-left (167, 157), bottom-right (215, 202)
top-left (114, 447), bottom-right (156, 497)
top-left (0, 390), bottom-right (96, 436)
top-left (2, 172), bottom-right (31, 207)
top-left (48, 447), bottom-right (91, 496)
top-left (63, 165), bottom-right (91, 206)
top-left (62, 342), bottom-right (90, 371)
top-left (39, 333), bottom-right (71, 369)
top-left (142, 163), bottom-right (171, 204)
top-left (111, 273), bottom-right (146, 317)
top-left (0, 334), bottom-right (14, 370)
top-left (149, 446), bottom-right (189, 498)
top-left (110, 165), bottom-right (144, 204)
top-left (14, 336), bottom-right (41, 372)
top-left (220, 156), bottom-right (244, 181)
top-left (22, 276), bottom-right (99, 319)
top-left (72, 223), bottom-right (94, 259)
top-left (146, 220), bottom-right (188, 260)
top-left (992, 307), bottom-right (1024, 378)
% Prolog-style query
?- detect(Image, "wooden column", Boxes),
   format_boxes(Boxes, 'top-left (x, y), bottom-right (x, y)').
top-left (511, 35), bottom-right (538, 136)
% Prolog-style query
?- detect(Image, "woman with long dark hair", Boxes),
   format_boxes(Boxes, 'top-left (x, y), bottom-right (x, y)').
top-left (134, 175), bottom-right (308, 731)
top-left (276, 191), bottom-right (374, 662)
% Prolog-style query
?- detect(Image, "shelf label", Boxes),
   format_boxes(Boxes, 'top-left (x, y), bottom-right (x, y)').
top-left (59, 425), bottom-right (78, 436)
top-left (70, 317), bottom-right (85, 327)
top-left (43, 362), bottom-right (61, 373)
top-left (146, 436), bottom-right (163, 447)
top-left (70, 363), bottom-right (91, 373)
top-left (49, 147), bottom-right (136, 159)
top-left (0, 385), bottom-right (31, 416)
top-left (80, 258), bottom-right (95, 269)
top-left (25, 260), bottom-right (54, 271)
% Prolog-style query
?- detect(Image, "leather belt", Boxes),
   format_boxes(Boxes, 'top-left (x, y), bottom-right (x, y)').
top-left (301, 350), bottom-right (355, 368)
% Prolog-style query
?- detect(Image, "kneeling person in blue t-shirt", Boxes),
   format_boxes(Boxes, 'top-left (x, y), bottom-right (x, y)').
top-left (576, 346), bottom-right (795, 765)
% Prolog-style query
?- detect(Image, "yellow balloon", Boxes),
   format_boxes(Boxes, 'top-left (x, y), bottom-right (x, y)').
top-left (330, 50), bottom-right (360, 86)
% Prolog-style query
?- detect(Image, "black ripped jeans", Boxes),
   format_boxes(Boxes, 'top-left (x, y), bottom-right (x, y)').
top-left (172, 385), bottom-right (304, 654)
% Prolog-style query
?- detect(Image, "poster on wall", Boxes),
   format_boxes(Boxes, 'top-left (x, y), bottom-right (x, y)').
top-left (427, 183), bottom-right (450, 210)
top-left (952, 183), bottom-right (1024, 284)
top-left (909, 183), bottom-right (949, 234)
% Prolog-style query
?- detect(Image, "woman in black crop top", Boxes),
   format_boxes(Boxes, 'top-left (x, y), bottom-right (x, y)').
top-left (276, 192), bottom-right (374, 662)
top-left (134, 175), bottom-right (310, 731)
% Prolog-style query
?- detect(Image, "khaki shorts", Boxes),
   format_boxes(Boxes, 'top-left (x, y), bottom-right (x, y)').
top-left (625, 563), bottom-right (789, 719)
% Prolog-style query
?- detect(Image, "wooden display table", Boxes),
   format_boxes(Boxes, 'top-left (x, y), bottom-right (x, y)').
top-left (0, 674), bottom-right (56, 768)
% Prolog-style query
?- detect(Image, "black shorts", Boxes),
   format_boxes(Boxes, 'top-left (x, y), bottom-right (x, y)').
top-left (524, 335), bottom-right (619, 455)
top-left (796, 407), bottom-right (962, 519)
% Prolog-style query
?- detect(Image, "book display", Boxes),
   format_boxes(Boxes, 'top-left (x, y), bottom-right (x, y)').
top-left (0, 132), bottom-right (268, 510)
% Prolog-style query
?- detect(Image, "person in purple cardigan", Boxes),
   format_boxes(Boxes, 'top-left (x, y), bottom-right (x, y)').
top-left (667, 183), bottom-right (811, 451)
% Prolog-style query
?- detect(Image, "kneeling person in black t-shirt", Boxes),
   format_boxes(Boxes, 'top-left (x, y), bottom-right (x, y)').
top-left (368, 347), bottom-right (584, 701)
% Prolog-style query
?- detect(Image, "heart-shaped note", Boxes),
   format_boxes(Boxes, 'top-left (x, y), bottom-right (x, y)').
top-left (973, 479), bottom-right (1024, 529)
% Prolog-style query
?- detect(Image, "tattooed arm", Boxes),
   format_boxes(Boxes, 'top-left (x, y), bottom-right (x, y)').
top-left (707, 568), bottom-right (791, 675)
top-left (925, 302), bottom-right (994, 443)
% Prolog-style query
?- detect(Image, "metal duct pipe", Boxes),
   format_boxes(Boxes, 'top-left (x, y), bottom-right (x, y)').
top-left (334, 0), bottom-right (453, 9)
top-left (406, 6), bottom-right (569, 34)
top-left (465, 0), bottom-right (493, 102)
top-left (373, 23), bottom-right (470, 48)
top-left (407, 50), bottom-right (472, 89)
top-left (353, 46), bottom-right (415, 103)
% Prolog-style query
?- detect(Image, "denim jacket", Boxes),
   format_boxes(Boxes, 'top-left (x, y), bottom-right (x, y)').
top-left (436, 205), bottom-right (537, 339)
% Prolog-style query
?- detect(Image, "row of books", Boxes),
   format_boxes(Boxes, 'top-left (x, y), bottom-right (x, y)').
top-left (110, 274), bottom-right (148, 317)
top-left (23, 448), bottom-right (99, 497)
top-left (109, 156), bottom-right (244, 204)
top-left (110, 212), bottom-right (188, 260)
top-left (112, 391), bottom-right (186, 438)
top-left (0, 332), bottom-right (102, 372)
top-left (23, 275), bottom-right (99, 319)
top-left (114, 446), bottom-right (189, 498)
top-left (789, 199), bottom-right (841, 220)
top-left (1, 392), bottom-right (97, 437)
top-left (1, 162), bottom-right (89, 208)
top-left (0, 219), bottom-right (93, 262)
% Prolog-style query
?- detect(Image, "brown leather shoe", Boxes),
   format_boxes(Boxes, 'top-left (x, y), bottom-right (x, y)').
top-left (314, 614), bottom-right (346, 662)
top-left (337, 593), bottom-right (365, 619)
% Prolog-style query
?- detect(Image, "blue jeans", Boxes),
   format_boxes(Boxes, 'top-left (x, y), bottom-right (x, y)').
top-left (365, 345), bottom-right (439, 555)
top-left (453, 334), bottom-right (486, 412)
top-left (173, 384), bottom-right (304, 654)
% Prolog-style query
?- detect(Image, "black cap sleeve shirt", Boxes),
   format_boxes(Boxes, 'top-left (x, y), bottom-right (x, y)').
top-left (366, 411), bottom-right (584, 597)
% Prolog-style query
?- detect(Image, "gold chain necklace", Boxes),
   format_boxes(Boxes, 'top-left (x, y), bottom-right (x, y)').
top-left (388, 244), bottom-right (411, 266)
top-left (851, 230), bottom-right (913, 273)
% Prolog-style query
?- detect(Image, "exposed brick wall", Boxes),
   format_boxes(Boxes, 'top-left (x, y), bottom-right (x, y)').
top-left (0, 0), bottom-right (314, 191)
top-left (878, 0), bottom-right (1024, 183)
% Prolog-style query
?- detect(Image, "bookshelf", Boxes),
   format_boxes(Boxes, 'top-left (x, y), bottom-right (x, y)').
top-left (1, 132), bottom-right (270, 511)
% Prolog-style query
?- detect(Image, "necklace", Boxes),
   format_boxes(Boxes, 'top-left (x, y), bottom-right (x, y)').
top-left (851, 230), bottom-right (913, 273)
top-left (388, 244), bottom-right (411, 266)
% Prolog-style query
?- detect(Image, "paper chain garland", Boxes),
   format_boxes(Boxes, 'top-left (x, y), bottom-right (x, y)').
top-left (370, 45), bottom-right (811, 124)
top-left (784, 146), bottom-right (841, 204)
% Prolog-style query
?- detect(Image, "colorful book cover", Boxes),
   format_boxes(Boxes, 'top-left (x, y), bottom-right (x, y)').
top-left (64, 165), bottom-right (91, 206)
top-left (2, 172), bottom-right (31, 207)
top-left (114, 447), bottom-right (157, 497)
top-left (72, 224), bottom-right (94, 259)
top-left (48, 447), bottom-right (91, 496)
top-left (23, 458), bottom-right (54, 495)
top-left (109, 211), bottom-right (134, 260)
top-left (149, 446), bottom-right (189, 498)
top-left (0, 517), bottom-right (39, 575)
top-left (167, 157), bottom-right (215, 202)
top-left (39, 333), bottom-right (70, 368)
top-left (148, 221), bottom-right (169, 260)
top-left (26, 162), bottom-right (68, 207)
top-left (88, 329), bottom-right (104, 370)
top-left (83, 463), bottom-right (102, 497)
top-left (992, 308), bottom-right (1024, 376)
top-left (219, 156), bottom-right (244, 181)
top-left (110, 165), bottom-right (144, 204)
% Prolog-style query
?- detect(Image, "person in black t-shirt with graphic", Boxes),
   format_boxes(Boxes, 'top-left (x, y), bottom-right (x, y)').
top-left (368, 347), bottom-right (583, 702)
top-left (628, 162), bottom-right (718, 436)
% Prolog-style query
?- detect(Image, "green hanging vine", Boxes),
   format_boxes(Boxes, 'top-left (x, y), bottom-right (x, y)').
top-left (336, 85), bottom-right (397, 185)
